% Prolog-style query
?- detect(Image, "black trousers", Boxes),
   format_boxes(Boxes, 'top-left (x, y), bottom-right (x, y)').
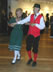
top-left (26, 35), bottom-right (40, 53)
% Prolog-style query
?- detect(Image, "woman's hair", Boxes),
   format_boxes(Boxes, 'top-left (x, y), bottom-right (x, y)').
top-left (15, 8), bottom-right (23, 16)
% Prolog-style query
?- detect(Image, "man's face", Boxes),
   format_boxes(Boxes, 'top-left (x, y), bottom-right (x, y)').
top-left (33, 7), bottom-right (39, 14)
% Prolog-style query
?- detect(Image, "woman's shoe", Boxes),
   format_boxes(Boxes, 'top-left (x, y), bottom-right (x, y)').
top-left (17, 56), bottom-right (21, 61)
top-left (11, 59), bottom-right (16, 64)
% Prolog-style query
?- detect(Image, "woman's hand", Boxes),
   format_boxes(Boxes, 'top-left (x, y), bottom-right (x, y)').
top-left (25, 23), bottom-right (30, 25)
top-left (8, 23), bottom-right (16, 27)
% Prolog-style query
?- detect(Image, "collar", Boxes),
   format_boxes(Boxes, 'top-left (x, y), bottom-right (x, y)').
top-left (34, 12), bottom-right (40, 19)
top-left (34, 12), bottom-right (40, 17)
top-left (36, 12), bottom-right (40, 16)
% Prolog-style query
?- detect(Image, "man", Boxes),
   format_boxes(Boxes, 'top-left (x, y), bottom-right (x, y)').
top-left (13, 3), bottom-right (45, 67)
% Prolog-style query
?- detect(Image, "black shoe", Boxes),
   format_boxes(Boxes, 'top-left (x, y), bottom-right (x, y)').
top-left (17, 59), bottom-right (20, 61)
top-left (27, 59), bottom-right (33, 65)
top-left (32, 61), bottom-right (37, 67)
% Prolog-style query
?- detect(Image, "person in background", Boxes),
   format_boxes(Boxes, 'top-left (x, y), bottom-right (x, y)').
top-left (50, 13), bottom-right (53, 38)
top-left (1, 10), bottom-right (7, 33)
top-left (8, 12), bottom-right (14, 35)
top-left (45, 13), bottom-right (49, 33)
top-left (22, 12), bottom-right (29, 37)
top-left (13, 3), bottom-right (45, 67)
top-left (25, 10), bottom-right (28, 16)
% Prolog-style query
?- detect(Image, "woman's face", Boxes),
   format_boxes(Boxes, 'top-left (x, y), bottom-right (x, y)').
top-left (16, 10), bottom-right (23, 18)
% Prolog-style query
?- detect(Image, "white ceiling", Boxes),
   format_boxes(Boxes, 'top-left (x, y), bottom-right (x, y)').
top-left (15, 0), bottom-right (53, 2)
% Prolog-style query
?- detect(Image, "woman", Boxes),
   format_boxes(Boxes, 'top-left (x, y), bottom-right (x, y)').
top-left (8, 8), bottom-right (23, 64)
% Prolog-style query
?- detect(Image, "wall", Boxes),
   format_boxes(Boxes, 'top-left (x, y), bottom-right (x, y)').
top-left (8, 0), bottom-right (53, 19)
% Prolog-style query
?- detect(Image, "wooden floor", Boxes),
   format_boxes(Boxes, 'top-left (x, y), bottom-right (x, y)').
top-left (0, 30), bottom-right (53, 72)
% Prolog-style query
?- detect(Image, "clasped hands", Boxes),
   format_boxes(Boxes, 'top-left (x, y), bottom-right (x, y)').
top-left (30, 23), bottom-right (35, 27)
top-left (25, 23), bottom-right (35, 27)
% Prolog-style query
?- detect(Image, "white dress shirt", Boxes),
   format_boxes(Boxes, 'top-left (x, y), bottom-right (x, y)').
top-left (17, 13), bottom-right (45, 30)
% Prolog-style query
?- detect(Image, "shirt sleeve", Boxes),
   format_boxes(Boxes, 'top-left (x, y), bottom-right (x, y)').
top-left (8, 17), bottom-right (16, 24)
top-left (35, 17), bottom-right (45, 30)
top-left (17, 15), bottom-right (31, 24)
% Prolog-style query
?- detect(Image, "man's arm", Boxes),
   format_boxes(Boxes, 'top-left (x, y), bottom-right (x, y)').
top-left (35, 17), bottom-right (45, 30)
top-left (17, 15), bottom-right (31, 24)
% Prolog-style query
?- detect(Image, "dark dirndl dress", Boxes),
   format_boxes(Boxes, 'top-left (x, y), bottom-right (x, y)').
top-left (8, 18), bottom-right (23, 51)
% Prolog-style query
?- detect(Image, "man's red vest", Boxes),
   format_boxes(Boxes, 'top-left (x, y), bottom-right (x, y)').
top-left (28, 14), bottom-right (42, 37)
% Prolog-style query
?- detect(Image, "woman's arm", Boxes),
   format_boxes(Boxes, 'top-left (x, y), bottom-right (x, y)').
top-left (8, 15), bottom-right (31, 26)
top-left (8, 23), bottom-right (15, 27)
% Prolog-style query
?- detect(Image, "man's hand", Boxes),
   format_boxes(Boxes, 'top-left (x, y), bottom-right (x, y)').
top-left (25, 23), bottom-right (36, 26)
